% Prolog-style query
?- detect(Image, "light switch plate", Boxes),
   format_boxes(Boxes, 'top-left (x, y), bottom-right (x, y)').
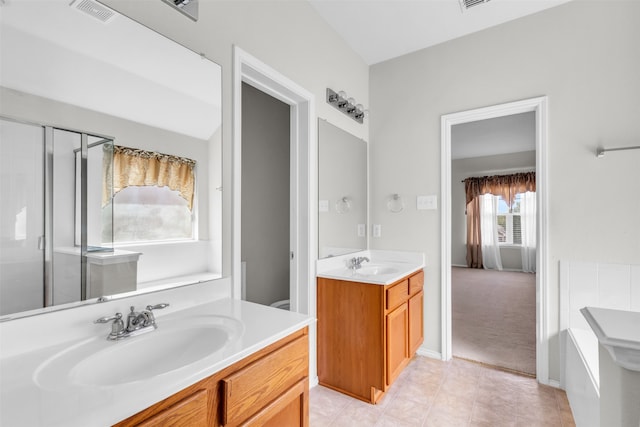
top-left (319, 200), bottom-right (329, 212)
top-left (357, 223), bottom-right (365, 237)
top-left (417, 195), bottom-right (437, 210)
top-left (373, 224), bottom-right (381, 238)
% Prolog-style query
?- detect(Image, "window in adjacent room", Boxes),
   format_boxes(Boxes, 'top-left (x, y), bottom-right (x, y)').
top-left (496, 193), bottom-right (522, 245)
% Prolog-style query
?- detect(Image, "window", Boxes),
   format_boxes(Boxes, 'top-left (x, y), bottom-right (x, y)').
top-left (496, 193), bottom-right (522, 245)
top-left (101, 145), bottom-right (197, 245)
top-left (103, 185), bottom-right (194, 244)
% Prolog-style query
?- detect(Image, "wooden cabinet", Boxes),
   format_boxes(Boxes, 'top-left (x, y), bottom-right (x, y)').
top-left (386, 302), bottom-right (409, 386)
top-left (114, 327), bottom-right (309, 427)
top-left (317, 269), bottom-right (424, 404)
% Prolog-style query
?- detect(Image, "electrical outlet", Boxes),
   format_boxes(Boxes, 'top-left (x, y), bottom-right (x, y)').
top-left (357, 223), bottom-right (365, 237)
top-left (373, 224), bottom-right (381, 238)
top-left (319, 200), bottom-right (329, 212)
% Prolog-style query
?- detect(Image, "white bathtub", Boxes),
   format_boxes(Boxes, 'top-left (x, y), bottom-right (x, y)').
top-left (565, 328), bottom-right (600, 427)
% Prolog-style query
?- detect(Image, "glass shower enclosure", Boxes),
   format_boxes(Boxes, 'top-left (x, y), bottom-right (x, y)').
top-left (0, 116), bottom-right (113, 316)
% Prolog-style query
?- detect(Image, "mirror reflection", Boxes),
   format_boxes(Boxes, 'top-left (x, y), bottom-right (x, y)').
top-left (318, 119), bottom-right (367, 258)
top-left (0, 0), bottom-right (222, 318)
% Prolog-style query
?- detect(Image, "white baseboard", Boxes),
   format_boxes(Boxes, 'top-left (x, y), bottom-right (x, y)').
top-left (416, 347), bottom-right (444, 360)
top-left (309, 375), bottom-right (319, 388)
top-left (452, 264), bottom-right (467, 268)
top-left (545, 378), bottom-right (561, 389)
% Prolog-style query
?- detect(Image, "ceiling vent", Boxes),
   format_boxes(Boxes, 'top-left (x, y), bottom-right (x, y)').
top-left (70, 0), bottom-right (116, 23)
top-left (459, 0), bottom-right (491, 11)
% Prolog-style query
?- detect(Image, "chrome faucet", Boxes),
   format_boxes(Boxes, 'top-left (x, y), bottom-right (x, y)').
top-left (95, 303), bottom-right (169, 340)
top-left (348, 256), bottom-right (370, 270)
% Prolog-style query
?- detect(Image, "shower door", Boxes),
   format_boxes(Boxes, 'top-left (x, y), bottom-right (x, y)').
top-left (0, 117), bottom-right (114, 316)
top-left (0, 118), bottom-right (45, 314)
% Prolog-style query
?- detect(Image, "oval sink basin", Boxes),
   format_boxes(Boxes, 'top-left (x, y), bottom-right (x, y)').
top-left (358, 265), bottom-right (399, 276)
top-left (34, 315), bottom-right (243, 389)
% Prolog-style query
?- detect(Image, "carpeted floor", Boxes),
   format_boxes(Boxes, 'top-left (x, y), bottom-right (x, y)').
top-left (452, 267), bottom-right (536, 376)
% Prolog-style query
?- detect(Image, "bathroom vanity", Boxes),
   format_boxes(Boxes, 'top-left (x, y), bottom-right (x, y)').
top-left (115, 326), bottom-right (309, 427)
top-left (316, 251), bottom-right (425, 403)
top-left (0, 284), bottom-right (313, 427)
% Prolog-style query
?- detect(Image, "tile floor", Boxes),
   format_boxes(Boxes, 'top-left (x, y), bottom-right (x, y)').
top-left (310, 356), bottom-right (575, 426)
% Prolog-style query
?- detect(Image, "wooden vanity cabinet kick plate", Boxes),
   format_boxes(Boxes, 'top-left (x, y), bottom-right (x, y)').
top-left (113, 327), bottom-right (309, 427)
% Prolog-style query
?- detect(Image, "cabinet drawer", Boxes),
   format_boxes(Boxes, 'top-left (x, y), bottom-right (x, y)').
top-left (222, 334), bottom-right (308, 426)
top-left (386, 280), bottom-right (409, 310)
top-left (137, 389), bottom-right (208, 427)
top-left (409, 270), bottom-right (424, 296)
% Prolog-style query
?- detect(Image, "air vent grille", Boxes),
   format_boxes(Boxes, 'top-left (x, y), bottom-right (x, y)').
top-left (72, 0), bottom-right (116, 23)
top-left (459, 0), bottom-right (491, 11)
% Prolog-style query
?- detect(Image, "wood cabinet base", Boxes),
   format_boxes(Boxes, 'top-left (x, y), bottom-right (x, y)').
top-left (317, 270), bottom-right (424, 404)
top-left (114, 327), bottom-right (309, 427)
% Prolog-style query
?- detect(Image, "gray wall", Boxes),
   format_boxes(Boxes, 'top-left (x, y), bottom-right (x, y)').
top-left (451, 151), bottom-right (536, 270)
top-left (370, 0), bottom-right (640, 381)
top-left (241, 83), bottom-right (290, 307)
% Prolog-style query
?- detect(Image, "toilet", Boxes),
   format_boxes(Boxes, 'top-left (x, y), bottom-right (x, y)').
top-left (270, 299), bottom-right (290, 311)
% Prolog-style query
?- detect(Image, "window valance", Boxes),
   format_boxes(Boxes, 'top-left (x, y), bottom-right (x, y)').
top-left (103, 145), bottom-right (196, 209)
top-left (463, 172), bottom-right (535, 208)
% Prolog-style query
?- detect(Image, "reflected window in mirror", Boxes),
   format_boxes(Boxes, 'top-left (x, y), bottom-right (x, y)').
top-left (0, 0), bottom-right (222, 319)
top-left (104, 146), bottom-right (197, 244)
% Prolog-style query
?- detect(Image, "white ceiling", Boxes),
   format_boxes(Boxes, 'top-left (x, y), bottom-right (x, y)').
top-left (308, 0), bottom-right (573, 65)
top-left (1, 0), bottom-right (221, 140)
top-left (451, 112), bottom-right (535, 160)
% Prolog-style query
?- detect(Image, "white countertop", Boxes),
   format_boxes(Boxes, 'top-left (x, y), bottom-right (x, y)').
top-left (316, 249), bottom-right (425, 285)
top-left (0, 299), bottom-right (313, 427)
top-left (581, 307), bottom-right (640, 371)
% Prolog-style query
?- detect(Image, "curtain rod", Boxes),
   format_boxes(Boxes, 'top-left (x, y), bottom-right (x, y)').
top-left (596, 145), bottom-right (640, 158)
top-left (460, 170), bottom-right (535, 183)
top-left (72, 138), bottom-right (112, 154)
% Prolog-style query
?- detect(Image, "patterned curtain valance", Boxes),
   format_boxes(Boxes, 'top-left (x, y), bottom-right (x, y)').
top-left (463, 172), bottom-right (536, 208)
top-left (103, 145), bottom-right (196, 209)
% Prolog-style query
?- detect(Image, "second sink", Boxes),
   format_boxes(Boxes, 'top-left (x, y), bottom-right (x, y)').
top-left (357, 265), bottom-right (400, 276)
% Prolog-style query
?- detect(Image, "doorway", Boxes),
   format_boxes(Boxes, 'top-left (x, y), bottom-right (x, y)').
top-left (440, 96), bottom-right (550, 384)
top-left (240, 83), bottom-right (291, 309)
top-left (232, 46), bottom-right (316, 318)
top-left (450, 113), bottom-right (537, 375)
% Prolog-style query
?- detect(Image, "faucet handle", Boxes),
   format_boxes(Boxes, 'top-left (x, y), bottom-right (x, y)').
top-left (146, 303), bottom-right (170, 311)
top-left (94, 313), bottom-right (125, 339)
top-left (94, 312), bottom-right (123, 324)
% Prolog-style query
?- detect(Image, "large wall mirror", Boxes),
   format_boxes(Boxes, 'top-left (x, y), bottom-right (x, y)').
top-left (318, 119), bottom-right (367, 258)
top-left (0, 0), bottom-right (222, 319)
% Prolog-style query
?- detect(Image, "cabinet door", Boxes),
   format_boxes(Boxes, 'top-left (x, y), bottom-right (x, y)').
top-left (386, 302), bottom-right (409, 386)
top-left (409, 290), bottom-right (424, 356)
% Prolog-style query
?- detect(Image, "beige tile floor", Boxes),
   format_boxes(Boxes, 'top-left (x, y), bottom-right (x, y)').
top-left (310, 356), bottom-right (575, 427)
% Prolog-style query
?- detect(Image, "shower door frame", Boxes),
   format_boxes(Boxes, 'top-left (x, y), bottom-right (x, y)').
top-left (1, 115), bottom-right (114, 312)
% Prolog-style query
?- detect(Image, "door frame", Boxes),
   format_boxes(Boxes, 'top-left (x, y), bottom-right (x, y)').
top-left (440, 96), bottom-right (550, 385)
top-left (232, 46), bottom-right (316, 318)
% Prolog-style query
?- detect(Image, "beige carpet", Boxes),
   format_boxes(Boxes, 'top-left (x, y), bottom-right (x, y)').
top-left (452, 267), bottom-right (536, 376)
